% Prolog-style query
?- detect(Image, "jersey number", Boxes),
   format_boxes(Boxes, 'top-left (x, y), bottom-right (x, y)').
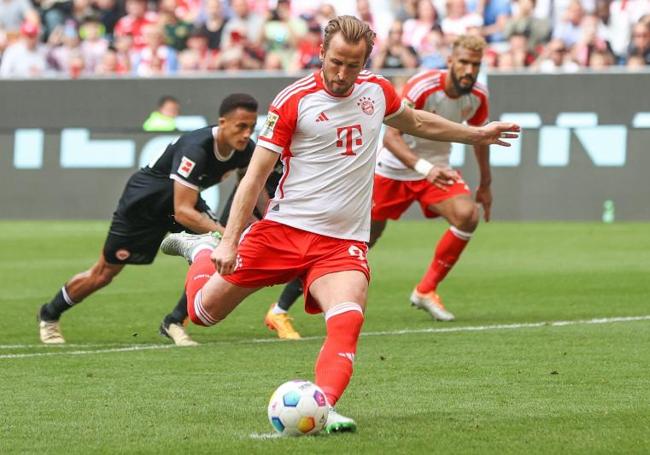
top-left (336, 124), bottom-right (362, 156)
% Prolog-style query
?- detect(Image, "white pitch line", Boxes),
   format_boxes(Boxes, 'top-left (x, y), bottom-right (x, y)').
top-left (2, 315), bottom-right (649, 360)
top-left (247, 433), bottom-right (282, 440)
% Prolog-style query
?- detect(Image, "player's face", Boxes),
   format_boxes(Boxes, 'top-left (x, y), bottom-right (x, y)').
top-left (448, 47), bottom-right (482, 95)
top-left (320, 33), bottom-right (367, 96)
top-left (219, 108), bottom-right (257, 150)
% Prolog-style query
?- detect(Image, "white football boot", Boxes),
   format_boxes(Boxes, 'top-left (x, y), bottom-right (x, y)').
top-left (39, 320), bottom-right (65, 344)
top-left (159, 321), bottom-right (199, 347)
top-left (160, 232), bottom-right (220, 263)
top-left (410, 288), bottom-right (455, 322)
top-left (324, 408), bottom-right (357, 434)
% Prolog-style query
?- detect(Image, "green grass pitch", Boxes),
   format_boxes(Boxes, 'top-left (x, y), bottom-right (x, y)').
top-left (1, 221), bottom-right (649, 454)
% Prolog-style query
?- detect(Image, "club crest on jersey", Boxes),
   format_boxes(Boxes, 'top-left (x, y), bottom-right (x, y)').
top-left (261, 112), bottom-right (279, 138)
top-left (357, 96), bottom-right (375, 115)
top-left (178, 156), bottom-right (196, 178)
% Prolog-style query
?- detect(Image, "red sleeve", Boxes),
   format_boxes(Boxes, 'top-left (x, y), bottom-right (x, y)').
top-left (372, 75), bottom-right (403, 119)
top-left (467, 86), bottom-right (489, 126)
top-left (402, 70), bottom-right (440, 110)
top-left (257, 99), bottom-right (298, 154)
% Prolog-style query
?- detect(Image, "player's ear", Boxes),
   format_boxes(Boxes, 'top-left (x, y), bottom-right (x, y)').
top-left (319, 44), bottom-right (325, 62)
top-left (218, 116), bottom-right (226, 127)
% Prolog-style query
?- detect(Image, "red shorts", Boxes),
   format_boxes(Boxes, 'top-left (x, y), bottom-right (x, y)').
top-left (221, 219), bottom-right (370, 314)
top-left (371, 174), bottom-right (471, 221)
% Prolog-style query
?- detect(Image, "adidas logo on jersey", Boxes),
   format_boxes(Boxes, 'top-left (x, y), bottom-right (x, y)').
top-left (315, 112), bottom-right (329, 122)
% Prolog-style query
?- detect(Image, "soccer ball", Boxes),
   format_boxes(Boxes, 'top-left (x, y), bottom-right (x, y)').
top-left (267, 380), bottom-right (329, 436)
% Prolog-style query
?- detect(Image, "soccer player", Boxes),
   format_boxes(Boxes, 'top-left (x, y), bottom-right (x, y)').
top-left (161, 16), bottom-right (518, 432)
top-left (371, 35), bottom-right (492, 322)
top-left (37, 94), bottom-right (260, 346)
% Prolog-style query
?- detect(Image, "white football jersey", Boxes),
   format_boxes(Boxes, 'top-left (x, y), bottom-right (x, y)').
top-left (257, 70), bottom-right (404, 242)
top-left (376, 69), bottom-right (489, 181)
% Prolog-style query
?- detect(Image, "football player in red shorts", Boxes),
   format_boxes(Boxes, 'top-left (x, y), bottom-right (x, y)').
top-left (371, 35), bottom-right (493, 322)
top-left (161, 18), bottom-right (519, 433)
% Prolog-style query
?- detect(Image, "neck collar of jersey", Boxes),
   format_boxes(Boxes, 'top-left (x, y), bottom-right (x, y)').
top-left (212, 126), bottom-right (235, 162)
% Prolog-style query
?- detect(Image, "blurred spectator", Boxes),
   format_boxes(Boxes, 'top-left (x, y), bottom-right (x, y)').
top-left (403, 0), bottom-right (439, 52)
top-left (263, 50), bottom-right (284, 70)
top-left (476, 0), bottom-right (512, 43)
top-left (113, 0), bottom-right (158, 50)
top-left (552, 0), bottom-right (585, 48)
top-left (314, 3), bottom-right (337, 30)
top-left (132, 24), bottom-right (178, 76)
top-left (197, 0), bottom-right (228, 51)
top-left (94, 0), bottom-right (123, 38)
top-left (79, 16), bottom-right (109, 73)
top-left (504, 0), bottom-right (551, 51)
top-left (47, 21), bottom-right (82, 75)
top-left (442, 0), bottom-right (484, 40)
top-left (112, 32), bottom-right (134, 73)
top-left (290, 21), bottom-right (322, 71)
top-left (418, 25), bottom-right (448, 68)
top-left (627, 20), bottom-right (650, 64)
top-left (356, 0), bottom-right (395, 42)
top-left (184, 28), bottom-right (217, 70)
top-left (94, 45), bottom-right (128, 75)
top-left (506, 31), bottom-right (536, 67)
top-left (0, 21), bottom-right (48, 77)
top-left (221, 0), bottom-right (265, 50)
top-left (0, 0), bottom-right (40, 34)
top-left (534, 38), bottom-right (579, 71)
top-left (263, 0), bottom-right (307, 69)
top-left (159, 0), bottom-right (193, 51)
top-left (372, 20), bottom-right (419, 69)
top-left (573, 14), bottom-right (612, 66)
top-left (142, 95), bottom-right (180, 131)
top-left (588, 47), bottom-right (615, 68)
top-left (395, 0), bottom-right (418, 22)
top-left (626, 53), bottom-right (646, 69)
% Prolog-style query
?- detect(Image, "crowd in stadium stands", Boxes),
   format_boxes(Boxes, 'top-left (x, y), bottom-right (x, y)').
top-left (1, 0), bottom-right (649, 78)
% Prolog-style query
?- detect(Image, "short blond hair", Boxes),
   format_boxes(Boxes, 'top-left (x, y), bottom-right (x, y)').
top-left (452, 35), bottom-right (487, 53)
top-left (323, 15), bottom-right (376, 61)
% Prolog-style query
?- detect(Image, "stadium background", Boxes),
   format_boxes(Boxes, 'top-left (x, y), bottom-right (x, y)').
top-left (1, 71), bottom-right (649, 221)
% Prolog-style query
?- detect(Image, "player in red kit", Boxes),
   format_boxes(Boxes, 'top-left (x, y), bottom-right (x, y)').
top-left (371, 35), bottom-right (493, 322)
top-left (161, 16), bottom-right (519, 433)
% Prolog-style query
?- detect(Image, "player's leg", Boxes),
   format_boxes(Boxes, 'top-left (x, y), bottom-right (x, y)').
top-left (412, 193), bottom-right (479, 321)
top-left (38, 256), bottom-right (124, 344)
top-left (309, 270), bottom-right (368, 433)
top-left (160, 232), bottom-right (262, 327)
top-left (159, 292), bottom-right (198, 347)
top-left (265, 279), bottom-right (302, 339)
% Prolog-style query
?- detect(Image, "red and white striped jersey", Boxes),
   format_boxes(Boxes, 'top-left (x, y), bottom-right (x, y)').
top-left (376, 69), bottom-right (489, 181)
top-left (257, 70), bottom-right (404, 242)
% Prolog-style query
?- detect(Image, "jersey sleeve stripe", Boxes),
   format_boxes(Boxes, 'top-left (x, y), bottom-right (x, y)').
top-left (384, 101), bottom-right (405, 120)
top-left (272, 76), bottom-right (316, 108)
top-left (271, 74), bottom-right (313, 105)
top-left (406, 76), bottom-right (441, 102)
top-left (258, 139), bottom-right (284, 154)
top-left (273, 82), bottom-right (317, 109)
top-left (170, 174), bottom-right (199, 191)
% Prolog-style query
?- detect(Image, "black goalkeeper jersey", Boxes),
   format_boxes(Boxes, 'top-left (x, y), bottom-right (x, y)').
top-left (112, 126), bottom-right (255, 233)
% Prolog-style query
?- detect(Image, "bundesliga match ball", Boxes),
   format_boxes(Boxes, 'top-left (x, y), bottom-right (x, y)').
top-left (267, 380), bottom-right (329, 436)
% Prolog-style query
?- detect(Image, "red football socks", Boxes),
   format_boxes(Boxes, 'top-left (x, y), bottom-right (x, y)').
top-left (417, 227), bottom-right (472, 294)
top-left (185, 249), bottom-right (217, 326)
top-left (314, 303), bottom-right (365, 406)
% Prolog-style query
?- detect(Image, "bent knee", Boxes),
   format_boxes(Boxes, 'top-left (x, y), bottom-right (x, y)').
top-left (451, 204), bottom-right (479, 231)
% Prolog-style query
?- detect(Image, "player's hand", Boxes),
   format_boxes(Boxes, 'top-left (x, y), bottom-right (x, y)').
top-left (475, 184), bottom-right (492, 222)
top-left (211, 240), bottom-right (239, 275)
top-left (425, 166), bottom-right (459, 190)
top-left (477, 122), bottom-right (520, 147)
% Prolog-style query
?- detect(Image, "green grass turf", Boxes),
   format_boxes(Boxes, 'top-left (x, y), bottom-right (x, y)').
top-left (1, 221), bottom-right (649, 454)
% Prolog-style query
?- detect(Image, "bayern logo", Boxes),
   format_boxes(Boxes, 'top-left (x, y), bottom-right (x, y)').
top-left (357, 96), bottom-right (375, 115)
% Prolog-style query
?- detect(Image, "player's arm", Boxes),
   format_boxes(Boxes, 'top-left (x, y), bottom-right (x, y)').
top-left (173, 182), bottom-right (225, 234)
top-left (236, 167), bottom-right (271, 223)
top-left (384, 106), bottom-right (519, 147)
top-left (383, 125), bottom-right (459, 188)
top-left (212, 146), bottom-right (278, 275)
top-left (473, 144), bottom-right (493, 222)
